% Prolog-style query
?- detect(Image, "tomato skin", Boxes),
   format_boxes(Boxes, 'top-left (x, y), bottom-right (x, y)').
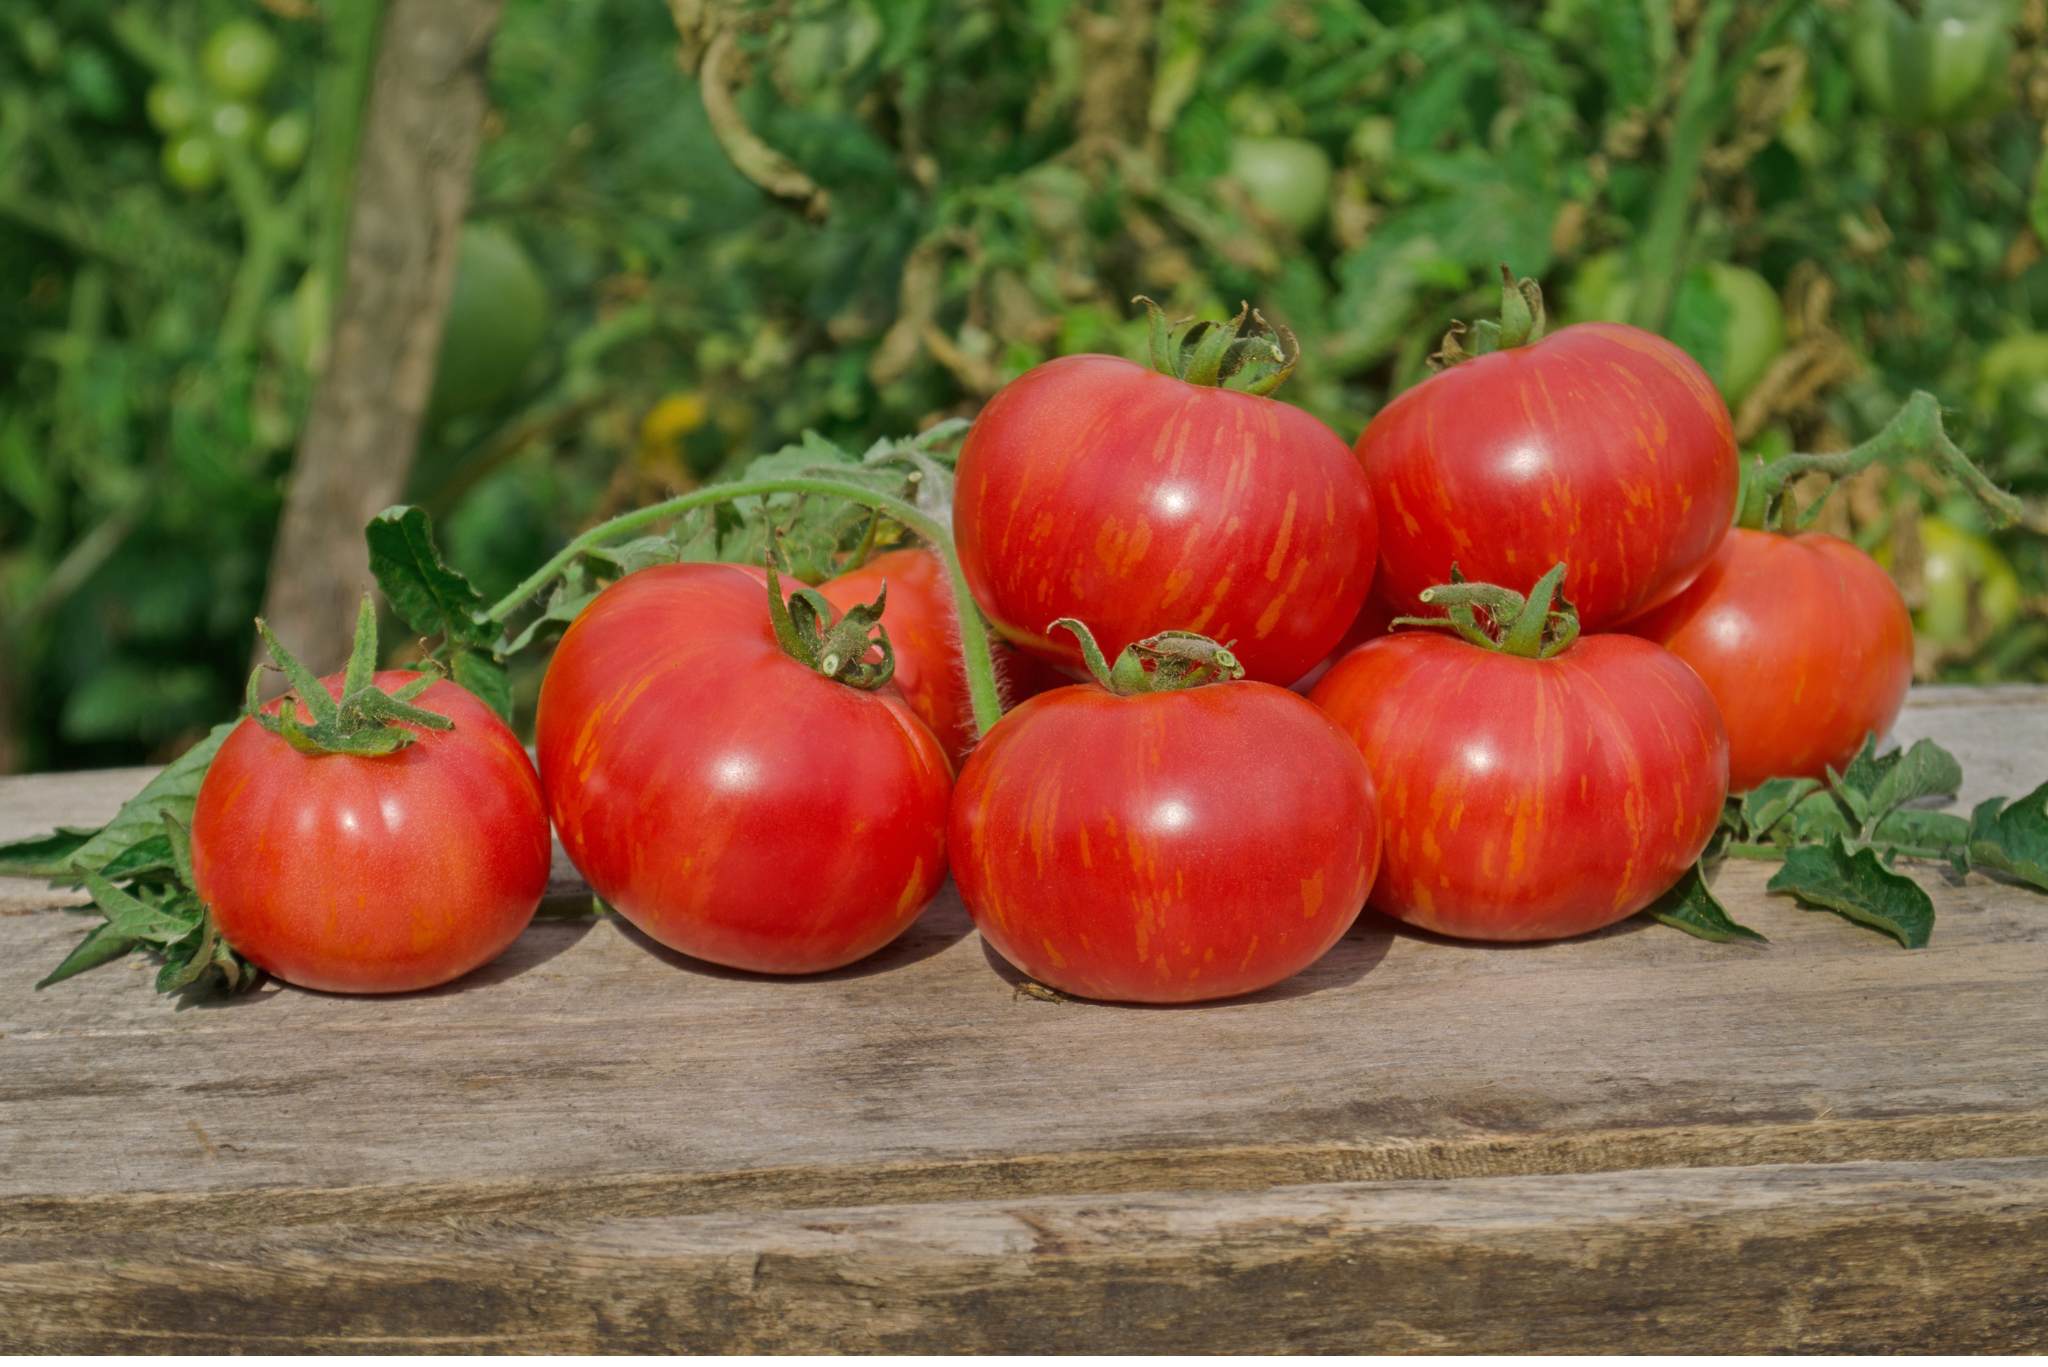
top-left (1359, 322), bottom-right (1738, 631)
top-left (954, 354), bottom-right (1378, 686)
top-left (951, 681), bottom-right (1380, 1003)
top-left (536, 562), bottom-right (952, 974)
top-left (1311, 633), bottom-right (1727, 941)
top-left (1627, 529), bottom-right (1913, 793)
top-left (190, 672), bottom-right (550, 994)
top-left (819, 548), bottom-right (980, 766)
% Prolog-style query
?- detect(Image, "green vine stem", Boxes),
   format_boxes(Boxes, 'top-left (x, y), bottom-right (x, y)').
top-left (1736, 390), bottom-right (2024, 532)
top-left (484, 476), bottom-right (1005, 736)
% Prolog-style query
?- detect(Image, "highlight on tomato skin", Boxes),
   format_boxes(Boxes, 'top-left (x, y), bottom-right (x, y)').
top-left (953, 351), bottom-right (1379, 689)
top-left (950, 663), bottom-right (1382, 1005)
top-left (190, 672), bottom-right (552, 995)
top-left (535, 561), bottom-right (953, 976)
top-left (1309, 632), bottom-right (1729, 943)
top-left (1627, 527), bottom-right (1915, 793)
top-left (1358, 321), bottom-right (1739, 632)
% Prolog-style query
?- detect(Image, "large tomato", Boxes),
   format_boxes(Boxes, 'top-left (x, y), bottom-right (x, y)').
top-left (191, 671), bottom-right (550, 994)
top-left (1311, 570), bottom-right (1728, 941)
top-left (951, 626), bottom-right (1380, 1003)
top-left (953, 322), bottom-right (1379, 687)
top-left (537, 562), bottom-right (952, 974)
top-left (1359, 320), bottom-right (1738, 630)
top-left (1628, 528), bottom-right (1914, 792)
top-left (819, 547), bottom-right (1064, 765)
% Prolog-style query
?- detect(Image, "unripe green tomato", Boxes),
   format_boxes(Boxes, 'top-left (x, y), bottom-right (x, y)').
top-left (146, 82), bottom-right (200, 134)
top-left (428, 224), bottom-right (549, 420)
top-left (1694, 262), bottom-right (1786, 407)
top-left (201, 20), bottom-right (281, 100)
top-left (1226, 135), bottom-right (1334, 235)
top-left (260, 111), bottom-right (311, 172)
top-left (162, 134), bottom-right (221, 193)
top-left (1566, 252), bottom-right (1785, 406)
top-left (1975, 332), bottom-right (2048, 426)
top-left (1879, 516), bottom-right (2024, 645)
top-left (1850, 0), bottom-right (2013, 128)
top-left (209, 101), bottom-right (258, 146)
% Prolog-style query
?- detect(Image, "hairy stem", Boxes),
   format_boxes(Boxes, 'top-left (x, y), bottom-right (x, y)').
top-left (486, 476), bottom-right (1004, 736)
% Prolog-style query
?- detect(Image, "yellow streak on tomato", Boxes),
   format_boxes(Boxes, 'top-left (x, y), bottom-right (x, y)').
top-left (1263, 491), bottom-right (1299, 583)
top-left (1299, 868), bottom-right (1325, 919)
top-left (896, 858), bottom-right (926, 917)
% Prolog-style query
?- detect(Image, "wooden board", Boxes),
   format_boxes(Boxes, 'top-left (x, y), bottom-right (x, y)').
top-left (3, 686), bottom-right (2046, 1351)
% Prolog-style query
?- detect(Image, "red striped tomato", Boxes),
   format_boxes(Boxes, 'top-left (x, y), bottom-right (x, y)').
top-left (1311, 623), bottom-right (1727, 942)
top-left (954, 351), bottom-right (1378, 687)
top-left (951, 627), bottom-right (1380, 1002)
top-left (536, 562), bottom-right (952, 974)
top-left (1627, 528), bottom-right (1914, 792)
top-left (1359, 322), bottom-right (1738, 631)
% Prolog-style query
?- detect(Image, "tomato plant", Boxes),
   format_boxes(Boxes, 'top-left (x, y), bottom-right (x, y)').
top-left (954, 303), bottom-right (1378, 687)
top-left (537, 561), bottom-right (952, 974)
top-left (1359, 276), bottom-right (1737, 632)
top-left (190, 607), bottom-right (551, 995)
top-left (1311, 565), bottom-right (1728, 941)
top-left (952, 622), bottom-right (1379, 1002)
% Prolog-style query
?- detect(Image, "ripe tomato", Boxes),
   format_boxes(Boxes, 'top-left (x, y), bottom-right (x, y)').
top-left (1628, 528), bottom-right (1914, 792)
top-left (951, 627), bottom-right (1380, 1003)
top-left (1359, 321), bottom-right (1737, 631)
top-left (537, 562), bottom-right (951, 974)
top-left (191, 671), bottom-right (550, 994)
top-left (953, 329), bottom-right (1378, 688)
top-left (1291, 586), bottom-right (1396, 695)
top-left (1311, 568), bottom-right (1728, 941)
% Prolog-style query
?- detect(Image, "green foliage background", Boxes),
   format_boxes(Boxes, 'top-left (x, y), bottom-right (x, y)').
top-left (3, 0), bottom-right (2047, 773)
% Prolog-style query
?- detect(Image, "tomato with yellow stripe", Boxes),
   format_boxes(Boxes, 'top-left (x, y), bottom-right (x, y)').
top-left (1311, 565), bottom-right (1728, 942)
top-left (536, 561), bottom-right (952, 974)
top-left (952, 301), bottom-right (1377, 688)
top-left (1358, 272), bottom-right (1738, 632)
top-left (951, 621), bottom-right (1381, 1002)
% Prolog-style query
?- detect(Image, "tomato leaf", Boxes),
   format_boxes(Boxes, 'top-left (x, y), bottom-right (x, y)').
top-left (64, 720), bottom-right (234, 877)
top-left (1872, 806), bottom-right (1971, 854)
top-left (1864, 738), bottom-right (1963, 828)
top-left (1766, 837), bottom-right (1935, 948)
top-left (1646, 863), bottom-right (1767, 943)
top-left (1739, 777), bottom-right (1820, 841)
top-left (450, 647), bottom-right (513, 723)
top-left (36, 919), bottom-right (141, 988)
top-left (0, 826), bottom-right (99, 878)
top-left (1782, 788), bottom-right (1854, 845)
top-left (366, 505), bottom-right (494, 650)
top-left (1965, 782), bottom-right (2048, 892)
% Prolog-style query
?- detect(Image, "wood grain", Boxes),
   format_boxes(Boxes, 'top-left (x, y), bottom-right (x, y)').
top-left (2, 687), bottom-right (2045, 1350)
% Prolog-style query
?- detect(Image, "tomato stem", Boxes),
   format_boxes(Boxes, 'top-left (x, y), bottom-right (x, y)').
top-left (1135, 296), bottom-right (1299, 396)
top-left (1050, 619), bottom-right (1245, 695)
top-left (1739, 390), bottom-right (2023, 532)
top-left (1393, 562), bottom-right (1580, 659)
top-left (485, 475), bottom-right (1006, 736)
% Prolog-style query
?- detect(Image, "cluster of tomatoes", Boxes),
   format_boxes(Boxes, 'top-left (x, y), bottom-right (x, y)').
top-left (147, 20), bottom-right (308, 193)
top-left (188, 289), bottom-right (1920, 1003)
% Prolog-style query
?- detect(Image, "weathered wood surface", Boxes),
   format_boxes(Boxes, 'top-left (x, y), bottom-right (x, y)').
top-left (3, 686), bottom-right (2046, 1351)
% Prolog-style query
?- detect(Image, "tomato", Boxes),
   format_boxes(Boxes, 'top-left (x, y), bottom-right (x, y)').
top-left (145, 82), bottom-right (199, 135)
top-left (1878, 515), bottom-right (2024, 646)
top-left (208, 100), bottom-right (258, 147)
top-left (429, 224), bottom-right (550, 421)
top-left (1290, 586), bottom-right (1396, 695)
top-left (1627, 528), bottom-right (1914, 792)
top-left (1311, 572), bottom-right (1728, 941)
top-left (1850, 0), bottom-right (2012, 128)
top-left (201, 20), bottom-right (281, 101)
top-left (951, 626), bottom-right (1380, 1003)
top-left (191, 671), bottom-right (550, 994)
top-left (161, 135), bottom-right (221, 193)
top-left (1359, 320), bottom-right (1737, 631)
top-left (537, 562), bottom-right (952, 974)
top-left (260, 111), bottom-right (311, 173)
top-left (1570, 255), bottom-right (1785, 406)
top-left (1227, 136), bottom-right (1334, 235)
top-left (1975, 332), bottom-right (2048, 431)
top-left (953, 329), bottom-right (1378, 688)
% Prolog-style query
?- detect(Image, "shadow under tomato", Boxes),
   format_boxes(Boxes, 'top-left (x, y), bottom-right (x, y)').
top-left (607, 895), bottom-right (976, 984)
top-left (974, 910), bottom-right (1396, 1010)
top-left (1364, 905), bottom-right (1656, 951)
top-left (188, 916), bottom-right (603, 1008)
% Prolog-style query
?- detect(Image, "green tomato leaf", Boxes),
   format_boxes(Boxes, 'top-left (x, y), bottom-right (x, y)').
top-left (1872, 806), bottom-right (1972, 854)
top-left (0, 826), bottom-right (99, 878)
top-left (65, 721), bottom-right (234, 876)
top-left (1864, 738), bottom-right (1963, 827)
top-left (1965, 782), bottom-right (2048, 892)
top-left (1783, 788), bottom-right (1855, 845)
top-left (77, 870), bottom-right (197, 944)
top-left (36, 920), bottom-right (141, 989)
top-left (1646, 863), bottom-right (1767, 943)
top-left (366, 505), bottom-right (494, 650)
top-left (1766, 837), bottom-right (1935, 949)
top-left (1739, 777), bottom-right (1820, 841)
top-left (450, 647), bottom-right (513, 723)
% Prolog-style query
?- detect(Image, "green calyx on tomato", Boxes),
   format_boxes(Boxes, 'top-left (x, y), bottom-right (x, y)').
top-left (1053, 619), bottom-right (1245, 695)
top-left (247, 595), bottom-right (454, 756)
top-left (1135, 296), bottom-right (1299, 396)
top-left (764, 558), bottom-right (897, 689)
top-left (1430, 264), bottom-right (1547, 369)
top-left (1393, 562), bottom-right (1581, 659)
